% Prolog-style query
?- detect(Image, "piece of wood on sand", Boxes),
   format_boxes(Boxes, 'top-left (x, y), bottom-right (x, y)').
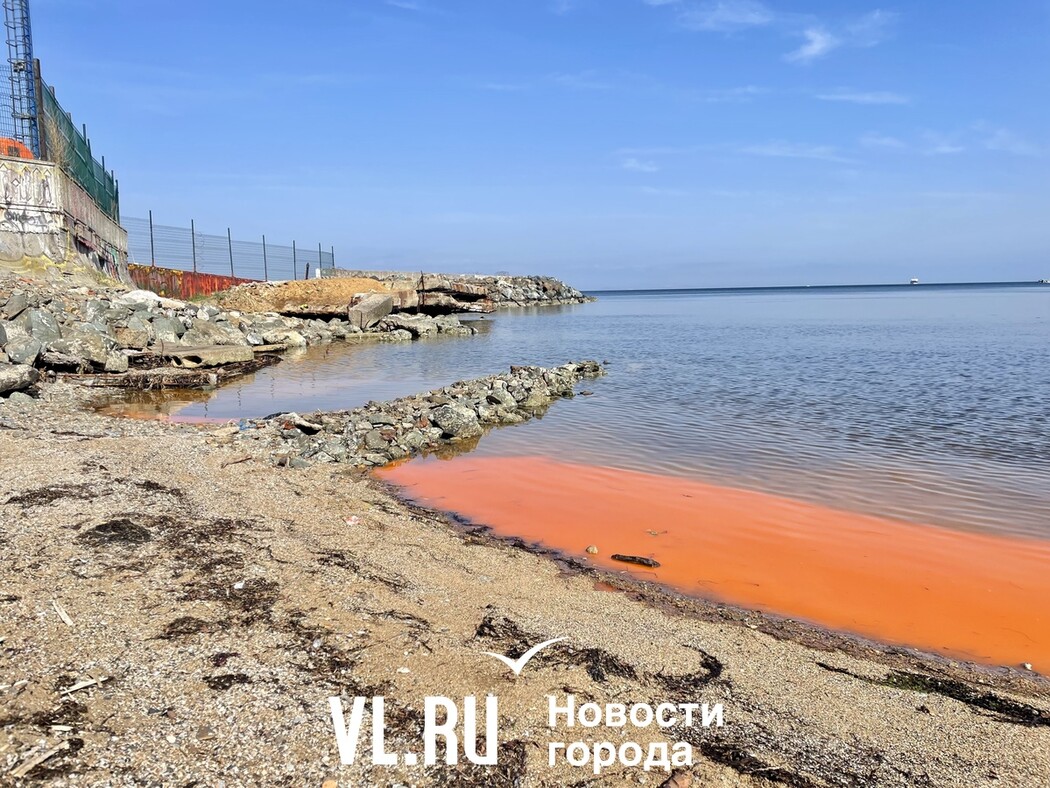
top-left (51, 598), bottom-right (74, 627)
top-left (10, 741), bottom-right (71, 779)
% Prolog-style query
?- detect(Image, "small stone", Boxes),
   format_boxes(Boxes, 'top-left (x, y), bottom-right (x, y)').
top-left (585, 545), bottom-right (599, 555)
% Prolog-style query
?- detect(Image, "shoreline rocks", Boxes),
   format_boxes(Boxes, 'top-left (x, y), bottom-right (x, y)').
top-left (230, 361), bottom-right (605, 468)
top-left (0, 276), bottom-right (477, 393)
top-left (322, 270), bottom-right (595, 312)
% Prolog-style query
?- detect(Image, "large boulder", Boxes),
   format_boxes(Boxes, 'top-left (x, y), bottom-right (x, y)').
top-left (1, 291), bottom-right (30, 320)
top-left (5, 336), bottom-right (42, 365)
top-left (180, 319), bottom-right (249, 347)
top-left (149, 315), bottom-right (185, 343)
top-left (428, 404), bottom-right (483, 438)
top-left (379, 314), bottom-right (438, 338)
top-left (49, 322), bottom-right (117, 366)
top-left (14, 308), bottom-right (62, 345)
top-left (0, 363), bottom-right (39, 394)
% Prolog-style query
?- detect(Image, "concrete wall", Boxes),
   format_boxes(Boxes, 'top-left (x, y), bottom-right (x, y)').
top-left (0, 155), bottom-right (128, 284)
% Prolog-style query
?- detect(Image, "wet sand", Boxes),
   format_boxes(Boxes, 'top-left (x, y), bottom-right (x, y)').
top-left (2, 389), bottom-right (1049, 786)
top-left (381, 455), bottom-right (1050, 671)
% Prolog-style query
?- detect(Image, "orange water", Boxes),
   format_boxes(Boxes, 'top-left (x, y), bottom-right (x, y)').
top-left (379, 456), bottom-right (1050, 670)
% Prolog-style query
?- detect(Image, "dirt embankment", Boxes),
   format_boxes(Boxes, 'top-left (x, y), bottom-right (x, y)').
top-left (213, 278), bottom-right (392, 315)
top-left (1, 387), bottom-right (1048, 786)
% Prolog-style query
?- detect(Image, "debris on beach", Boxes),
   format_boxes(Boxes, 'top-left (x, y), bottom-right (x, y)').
top-left (611, 554), bottom-right (662, 569)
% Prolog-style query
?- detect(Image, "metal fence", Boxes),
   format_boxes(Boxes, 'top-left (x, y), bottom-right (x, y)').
top-left (0, 56), bottom-right (120, 220)
top-left (37, 78), bottom-right (119, 220)
top-left (125, 214), bottom-right (335, 282)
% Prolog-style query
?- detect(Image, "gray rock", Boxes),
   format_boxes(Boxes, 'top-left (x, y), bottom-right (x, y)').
top-left (1, 291), bottom-right (29, 319)
top-left (104, 353), bottom-right (130, 373)
top-left (15, 308), bottom-right (62, 344)
top-left (429, 404), bottom-right (483, 438)
top-left (0, 363), bottom-right (39, 394)
top-left (5, 336), bottom-right (42, 365)
top-left (486, 387), bottom-right (517, 409)
top-left (181, 319), bottom-right (250, 347)
top-left (379, 314), bottom-right (438, 338)
top-left (150, 315), bottom-right (185, 343)
top-left (49, 322), bottom-right (117, 366)
top-left (0, 322), bottom-right (6, 346)
top-left (6, 390), bottom-right (35, 405)
top-left (363, 429), bottom-right (391, 450)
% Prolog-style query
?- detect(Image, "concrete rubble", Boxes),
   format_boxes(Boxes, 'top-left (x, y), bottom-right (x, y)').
top-left (0, 276), bottom-right (477, 395)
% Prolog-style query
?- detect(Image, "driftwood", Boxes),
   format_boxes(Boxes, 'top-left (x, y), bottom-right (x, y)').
top-left (611, 554), bottom-right (662, 569)
top-left (60, 355), bottom-right (280, 390)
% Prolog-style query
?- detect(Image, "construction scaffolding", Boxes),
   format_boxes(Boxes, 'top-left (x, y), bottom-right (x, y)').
top-left (1, 0), bottom-right (119, 220)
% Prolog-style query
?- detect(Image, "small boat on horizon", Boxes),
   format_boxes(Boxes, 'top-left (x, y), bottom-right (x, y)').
top-left (910, 277), bottom-right (920, 285)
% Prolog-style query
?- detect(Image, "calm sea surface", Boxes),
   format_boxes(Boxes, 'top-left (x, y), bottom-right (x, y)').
top-left (122, 283), bottom-right (1050, 539)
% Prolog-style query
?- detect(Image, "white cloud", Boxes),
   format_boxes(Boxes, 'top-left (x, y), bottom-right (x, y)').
top-left (700, 85), bottom-right (766, 102)
top-left (785, 27), bottom-right (841, 63)
top-left (677, 0), bottom-right (774, 32)
top-left (977, 126), bottom-right (1042, 157)
top-left (785, 9), bottom-right (899, 64)
top-left (817, 90), bottom-right (910, 105)
top-left (920, 131), bottom-right (965, 156)
top-left (860, 133), bottom-right (907, 148)
top-left (622, 157), bottom-right (661, 172)
top-left (847, 10), bottom-right (899, 47)
top-left (551, 71), bottom-right (613, 90)
top-left (481, 82), bottom-right (530, 92)
top-left (738, 142), bottom-right (854, 163)
top-left (641, 186), bottom-right (688, 196)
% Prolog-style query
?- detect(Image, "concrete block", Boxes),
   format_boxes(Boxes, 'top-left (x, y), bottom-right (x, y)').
top-left (348, 294), bottom-right (394, 330)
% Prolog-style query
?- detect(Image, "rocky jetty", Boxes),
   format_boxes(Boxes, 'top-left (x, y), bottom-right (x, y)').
top-left (322, 270), bottom-right (594, 314)
top-left (0, 275), bottom-right (475, 395)
top-left (229, 361), bottom-right (604, 468)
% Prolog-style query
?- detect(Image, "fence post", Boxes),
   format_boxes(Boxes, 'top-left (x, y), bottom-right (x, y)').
top-left (191, 219), bottom-right (198, 273)
top-left (148, 210), bottom-right (156, 267)
top-left (227, 228), bottom-right (235, 277)
top-left (262, 235), bottom-right (269, 281)
top-left (318, 242), bottom-right (322, 278)
top-left (331, 246), bottom-right (335, 268)
top-left (292, 240), bottom-right (297, 280)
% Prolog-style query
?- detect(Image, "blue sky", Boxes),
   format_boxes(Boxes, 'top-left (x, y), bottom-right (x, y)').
top-left (30, 0), bottom-right (1050, 288)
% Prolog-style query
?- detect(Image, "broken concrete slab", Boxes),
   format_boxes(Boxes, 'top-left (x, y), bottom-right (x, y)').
top-left (347, 293), bottom-right (393, 330)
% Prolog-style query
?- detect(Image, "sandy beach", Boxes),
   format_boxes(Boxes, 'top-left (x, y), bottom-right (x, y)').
top-left (2, 382), bottom-right (1049, 786)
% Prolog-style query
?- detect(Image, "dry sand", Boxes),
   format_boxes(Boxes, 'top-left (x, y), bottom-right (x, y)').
top-left (214, 278), bottom-right (391, 315)
top-left (1, 385), bottom-right (1049, 786)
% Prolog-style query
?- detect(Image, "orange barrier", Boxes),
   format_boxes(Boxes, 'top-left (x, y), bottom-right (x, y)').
top-left (128, 264), bottom-right (256, 300)
top-left (380, 455), bottom-right (1050, 671)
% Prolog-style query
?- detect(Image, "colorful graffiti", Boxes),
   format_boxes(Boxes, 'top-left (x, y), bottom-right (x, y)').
top-left (128, 264), bottom-right (257, 300)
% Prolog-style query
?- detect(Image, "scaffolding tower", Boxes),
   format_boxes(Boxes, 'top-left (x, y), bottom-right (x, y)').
top-left (3, 0), bottom-right (39, 156)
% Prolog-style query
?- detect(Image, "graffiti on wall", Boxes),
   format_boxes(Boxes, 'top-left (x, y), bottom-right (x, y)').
top-left (0, 156), bottom-right (63, 234)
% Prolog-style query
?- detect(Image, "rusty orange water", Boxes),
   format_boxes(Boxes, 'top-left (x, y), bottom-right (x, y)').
top-left (379, 456), bottom-right (1050, 670)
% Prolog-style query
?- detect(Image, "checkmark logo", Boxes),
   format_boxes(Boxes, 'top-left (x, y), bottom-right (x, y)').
top-left (483, 637), bottom-right (567, 677)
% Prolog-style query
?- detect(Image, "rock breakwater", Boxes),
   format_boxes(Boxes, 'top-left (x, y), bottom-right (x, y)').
top-left (229, 361), bottom-right (605, 468)
top-left (0, 275), bottom-right (475, 395)
top-left (322, 270), bottom-right (594, 313)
